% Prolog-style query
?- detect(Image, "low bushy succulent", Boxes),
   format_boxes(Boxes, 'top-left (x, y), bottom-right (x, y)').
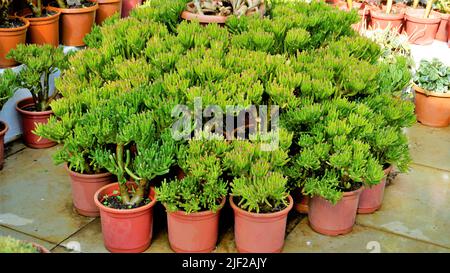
top-left (414, 58), bottom-right (450, 93)
top-left (0, 236), bottom-right (39, 253)
top-left (0, 69), bottom-right (16, 111)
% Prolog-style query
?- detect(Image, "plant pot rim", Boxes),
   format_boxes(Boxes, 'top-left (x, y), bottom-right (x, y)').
top-left (47, 2), bottom-right (99, 14)
top-left (22, 9), bottom-right (61, 23)
top-left (0, 17), bottom-right (30, 32)
top-left (16, 97), bottom-right (54, 116)
top-left (0, 120), bottom-right (9, 137)
top-left (165, 196), bottom-right (226, 217)
top-left (370, 9), bottom-right (405, 19)
top-left (405, 9), bottom-right (441, 23)
top-left (94, 182), bottom-right (157, 214)
top-left (229, 195), bottom-right (293, 218)
top-left (64, 163), bottom-right (113, 179)
top-left (413, 83), bottom-right (450, 98)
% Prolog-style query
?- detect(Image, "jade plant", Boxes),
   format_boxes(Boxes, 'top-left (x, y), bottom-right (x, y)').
top-left (6, 44), bottom-right (69, 112)
top-left (186, 0), bottom-right (265, 17)
top-left (0, 236), bottom-right (40, 253)
top-left (414, 58), bottom-right (450, 93)
top-left (156, 132), bottom-right (229, 213)
top-left (26, 0), bottom-right (51, 17)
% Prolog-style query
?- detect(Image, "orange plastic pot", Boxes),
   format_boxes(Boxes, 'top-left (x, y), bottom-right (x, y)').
top-left (96, 0), bottom-right (122, 25)
top-left (308, 187), bottom-right (363, 236)
top-left (230, 195), bottom-right (293, 253)
top-left (448, 13), bottom-right (450, 47)
top-left (0, 17), bottom-right (29, 68)
top-left (358, 165), bottom-right (393, 214)
top-left (0, 121), bottom-right (8, 170)
top-left (405, 8), bottom-right (441, 45)
top-left (435, 12), bottom-right (449, 42)
top-left (166, 197), bottom-right (226, 253)
top-left (370, 9), bottom-right (405, 33)
top-left (121, 0), bottom-right (142, 18)
top-left (413, 84), bottom-right (450, 127)
top-left (65, 164), bottom-right (115, 217)
top-left (293, 188), bottom-right (309, 214)
top-left (16, 97), bottom-right (56, 149)
top-left (23, 9), bottom-right (60, 47)
top-left (94, 183), bottom-right (157, 253)
top-left (48, 3), bottom-right (98, 47)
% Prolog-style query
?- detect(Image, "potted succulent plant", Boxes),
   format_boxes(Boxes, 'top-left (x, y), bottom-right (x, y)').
top-left (370, 0), bottom-right (405, 33)
top-left (96, 0), bottom-right (122, 25)
top-left (413, 58), bottom-right (450, 127)
top-left (405, 0), bottom-right (442, 44)
top-left (22, 0), bottom-right (61, 46)
top-left (0, 0), bottom-right (29, 68)
top-left (7, 44), bottom-right (69, 148)
top-left (121, 0), bottom-right (141, 18)
top-left (224, 130), bottom-right (294, 253)
top-left (337, 0), bottom-right (371, 32)
top-left (47, 0), bottom-right (98, 46)
top-left (181, 0), bottom-right (266, 24)
top-left (156, 132), bottom-right (228, 253)
top-left (0, 236), bottom-right (50, 253)
top-left (0, 69), bottom-right (17, 170)
top-left (435, 0), bottom-right (449, 42)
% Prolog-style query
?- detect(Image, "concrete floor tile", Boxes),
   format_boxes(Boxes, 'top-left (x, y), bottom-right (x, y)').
top-left (405, 123), bottom-right (450, 171)
top-left (0, 147), bottom-right (95, 244)
top-left (356, 164), bottom-right (450, 248)
top-left (0, 225), bottom-right (56, 252)
top-left (283, 219), bottom-right (449, 253)
top-left (3, 140), bottom-right (26, 160)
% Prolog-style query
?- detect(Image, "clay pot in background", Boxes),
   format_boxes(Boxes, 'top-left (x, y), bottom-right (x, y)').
top-left (293, 188), bottom-right (309, 214)
top-left (24, 9), bottom-right (60, 47)
top-left (230, 195), bottom-right (293, 253)
top-left (48, 3), bottom-right (98, 47)
top-left (96, 0), bottom-right (122, 25)
top-left (94, 183), bottom-right (157, 253)
top-left (448, 13), bottom-right (450, 47)
top-left (122, 0), bottom-right (142, 18)
top-left (16, 97), bottom-right (56, 149)
top-left (0, 121), bottom-right (8, 170)
top-left (370, 8), bottom-right (405, 33)
top-left (358, 165), bottom-right (393, 214)
top-left (308, 187), bottom-right (363, 236)
top-left (435, 12), bottom-right (449, 42)
top-left (405, 8), bottom-right (441, 45)
top-left (166, 198), bottom-right (225, 253)
top-left (337, 2), bottom-right (371, 32)
top-left (65, 164), bottom-right (115, 217)
top-left (0, 17), bottom-right (29, 68)
top-left (413, 84), bottom-right (450, 128)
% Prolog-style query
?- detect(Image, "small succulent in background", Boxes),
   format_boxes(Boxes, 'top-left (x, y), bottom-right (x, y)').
top-left (414, 58), bottom-right (450, 93)
top-left (364, 28), bottom-right (412, 63)
top-left (186, 0), bottom-right (265, 17)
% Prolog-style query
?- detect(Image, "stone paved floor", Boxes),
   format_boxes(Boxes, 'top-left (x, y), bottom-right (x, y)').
top-left (0, 122), bottom-right (449, 253)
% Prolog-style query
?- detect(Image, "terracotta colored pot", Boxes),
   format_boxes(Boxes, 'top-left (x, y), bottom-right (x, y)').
top-left (448, 13), bottom-right (450, 47)
top-left (308, 187), bottom-right (363, 236)
top-left (0, 17), bottom-right (29, 68)
top-left (24, 9), bottom-right (60, 47)
top-left (166, 197), bottom-right (226, 253)
top-left (32, 242), bottom-right (51, 253)
top-left (0, 121), bottom-right (8, 170)
top-left (370, 9), bottom-right (405, 33)
top-left (122, 0), bottom-right (142, 18)
top-left (94, 182), bottom-right (157, 253)
top-left (293, 188), bottom-right (309, 214)
top-left (65, 164), bottom-right (115, 217)
top-left (230, 195), bottom-right (293, 253)
top-left (358, 165), bottom-right (393, 214)
top-left (47, 3), bottom-right (98, 47)
top-left (96, 0), bottom-right (122, 25)
top-left (405, 8), bottom-right (441, 45)
top-left (16, 97), bottom-right (56, 149)
top-left (435, 13), bottom-right (449, 42)
top-left (413, 84), bottom-right (450, 127)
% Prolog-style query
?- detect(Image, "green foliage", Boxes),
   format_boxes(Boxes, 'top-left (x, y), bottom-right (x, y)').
top-left (377, 56), bottom-right (413, 97)
top-left (134, 0), bottom-right (189, 32)
top-left (414, 58), bottom-right (450, 93)
top-left (0, 69), bottom-right (16, 110)
top-left (7, 44), bottom-right (69, 111)
top-left (0, 236), bottom-right (39, 253)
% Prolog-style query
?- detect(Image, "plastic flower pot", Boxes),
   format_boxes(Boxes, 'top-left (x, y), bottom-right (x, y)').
top-left (370, 8), bottom-right (405, 33)
top-left (358, 165), bottom-right (393, 214)
top-left (413, 84), bottom-right (450, 127)
top-left (94, 182), bottom-right (157, 253)
top-left (0, 121), bottom-right (8, 170)
top-left (405, 8), bottom-right (441, 45)
top-left (47, 2), bottom-right (98, 47)
top-left (435, 12), bottom-right (449, 42)
top-left (0, 17), bottom-right (29, 68)
top-left (308, 187), bottom-right (363, 236)
top-left (16, 97), bottom-right (56, 149)
top-left (448, 14), bottom-right (450, 47)
top-left (96, 0), bottom-right (122, 25)
top-left (23, 9), bottom-right (60, 47)
top-left (230, 195), bottom-right (293, 253)
top-left (65, 164), bottom-right (115, 217)
top-left (166, 197), bottom-right (226, 253)
top-left (293, 188), bottom-right (309, 214)
top-left (122, 0), bottom-right (142, 18)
